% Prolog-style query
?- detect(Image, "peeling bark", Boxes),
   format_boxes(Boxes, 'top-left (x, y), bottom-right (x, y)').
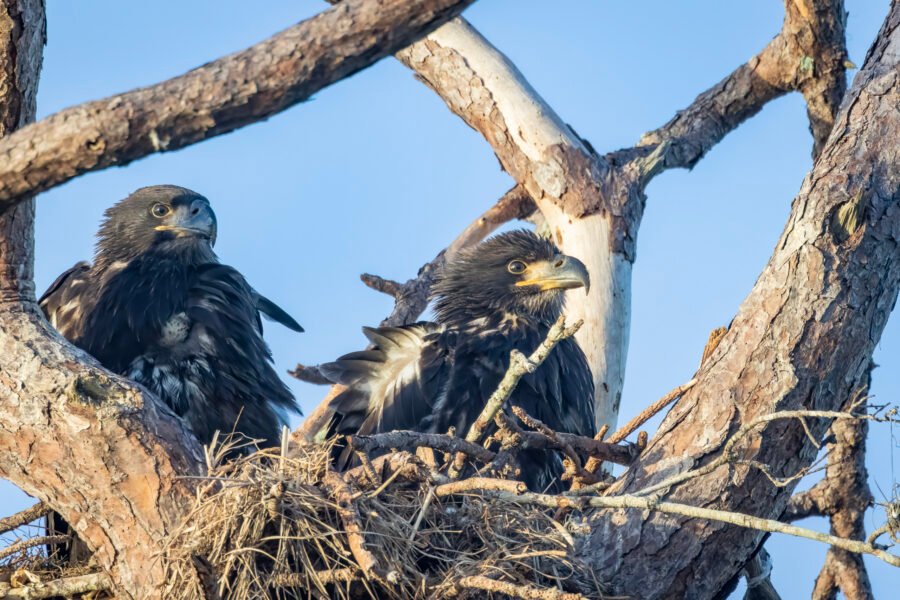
top-left (583, 4), bottom-right (900, 596)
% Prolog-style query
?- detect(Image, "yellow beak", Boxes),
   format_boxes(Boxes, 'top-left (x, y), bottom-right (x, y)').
top-left (514, 255), bottom-right (590, 293)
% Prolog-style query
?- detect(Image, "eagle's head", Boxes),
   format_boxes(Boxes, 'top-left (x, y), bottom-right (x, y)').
top-left (432, 230), bottom-right (590, 325)
top-left (95, 185), bottom-right (218, 266)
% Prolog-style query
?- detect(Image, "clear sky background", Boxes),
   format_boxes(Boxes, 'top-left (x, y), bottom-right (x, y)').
top-left (1, 1), bottom-right (897, 596)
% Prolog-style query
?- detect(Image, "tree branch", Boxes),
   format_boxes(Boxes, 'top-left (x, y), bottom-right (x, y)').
top-left (0, 535), bottom-right (68, 562)
top-left (0, 0), bottom-right (477, 207)
top-left (0, 504), bottom-right (47, 536)
top-left (0, 572), bottom-right (112, 600)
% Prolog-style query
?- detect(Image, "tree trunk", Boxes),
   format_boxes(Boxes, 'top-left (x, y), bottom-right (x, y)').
top-left (582, 4), bottom-right (900, 596)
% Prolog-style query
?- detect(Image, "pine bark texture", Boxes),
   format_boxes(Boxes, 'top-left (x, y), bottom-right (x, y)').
top-left (582, 4), bottom-right (900, 596)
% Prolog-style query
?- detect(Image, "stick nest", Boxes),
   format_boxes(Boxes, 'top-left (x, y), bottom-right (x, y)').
top-left (163, 439), bottom-right (608, 600)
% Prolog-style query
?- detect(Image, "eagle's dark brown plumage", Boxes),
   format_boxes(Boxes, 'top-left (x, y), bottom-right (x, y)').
top-left (321, 230), bottom-right (595, 491)
top-left (40, 185), bottom-right (302, 446)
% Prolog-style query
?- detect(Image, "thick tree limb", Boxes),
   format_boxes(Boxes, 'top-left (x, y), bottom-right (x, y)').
top-left (583, 3), bottom-right (900, 595)
top-left (387, 0), bottom-right (849, 432)
top-left (0, 0), bottom-right (477, 207)
top-left (0, 2), bottom-right (210, 598)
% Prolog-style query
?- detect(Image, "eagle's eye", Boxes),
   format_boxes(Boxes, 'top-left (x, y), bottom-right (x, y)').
top-left (151, 203), bottom-right (171, 218)
top-left (507, 260), bottom-right (527, 274)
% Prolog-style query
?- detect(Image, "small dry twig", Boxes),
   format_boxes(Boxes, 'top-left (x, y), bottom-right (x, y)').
top-left (449, 316), bottom-right (583, 478)
top-left (455, 574), bottom-right (585, 600)
top-left (0, 536), bottom-right (68, 562)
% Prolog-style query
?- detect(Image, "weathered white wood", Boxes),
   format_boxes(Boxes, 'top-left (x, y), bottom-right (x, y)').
top-left (399, 19), bottom-right (629, 429)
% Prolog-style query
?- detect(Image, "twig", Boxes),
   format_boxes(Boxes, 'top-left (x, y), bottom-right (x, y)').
top-left (481, 491), bottom-right (900, 568)
top-left (269, 568), bottom-right (359, 587)
top-left (349, 431), bottom-right (495, 462)
top-left (455, 575), bottom-right (586, 600)
top-left (0, 503), bottom-right (47, 536)
top-left (0, 535), bottom-right (69, 561)
top-left (606, 378), bottom-right (697, 445)
top-left (867, 523), bottom-right (894, 546)
top-left (0, 572), bottom-right (112, 599)
top-left (435, 477), bottom-right (526, 497)
top-left (574, 426), bottom-right (610, 489)
top-left (448, 316), bottom-right (583, 478)
top-left (288, 363), bottom-right (332, 385)
top-left (360, 274), bottom-right (403, 299)
top-left (320, 469), bottom-right (380, 580)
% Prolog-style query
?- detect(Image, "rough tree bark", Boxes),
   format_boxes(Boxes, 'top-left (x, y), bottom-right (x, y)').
top-left (0, 3), bottom-right (204, 598)
top-left (384, 0), bottom-right (849, 431)
top-left (0, 1), bottom-right (479, 598)
top-left (583, 4), bottom-right (900, 596)
top-left (0, 1), bottom-right (894, 599)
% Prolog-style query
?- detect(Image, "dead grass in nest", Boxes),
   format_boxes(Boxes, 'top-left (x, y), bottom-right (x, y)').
top-left (163, 438), bottom-right (607, 600)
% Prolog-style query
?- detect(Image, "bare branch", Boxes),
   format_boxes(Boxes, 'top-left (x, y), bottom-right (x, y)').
top-left (287, 363), bottom-right (332, 385)
top-left (632, 409), bottom-right (886, 498)
top-left (0, 504), bottom-right (47, 536)
top-left (607, 378), bottom-right (697, 445)
top-left (637, 0), bottom-right (848, 172)
top-left (269, 568), bottom-right (359, 588)
top-left (320, 469), bottom-right (381, 581)
top-left (0, 535), bottom-right (68, 561)
top-left (0, 0), bottom-right (478, 207)
top-left (349, 430), bottom-right (496, 463)
top-left (434, 477), bottom-right (526, 497)
top-left (455, 575), bottom-right (586, 600)
top-left (743, 547), bottom-right (781, 600)
top-left (445, 184), bottom-right (535, 258)
top-left (0, 572), bottom-right (112, 600)
top-left (480, 491), bottom-right (900, 569)
top-left (783, 483), bottom-right (828, 522)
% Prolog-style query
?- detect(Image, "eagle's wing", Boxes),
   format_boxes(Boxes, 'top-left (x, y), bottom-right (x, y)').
top-left (319, 323), bottom-right (453, 438)
top-left (182, 263), bottom-right (299, 443)
top-left (252, 290), bottom-right (304, 333)
top-left (38, 261), bottom-right (91, 338)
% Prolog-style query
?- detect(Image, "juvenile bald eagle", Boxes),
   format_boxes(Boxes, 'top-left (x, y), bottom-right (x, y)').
top-left (40, 185), bottom-right (302, 446)
top-left (321, 230), bottom-right (595, 490)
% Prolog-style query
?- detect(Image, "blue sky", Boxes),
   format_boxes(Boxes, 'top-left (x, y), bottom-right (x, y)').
top-left (1, 1), bottom-right (897, 596)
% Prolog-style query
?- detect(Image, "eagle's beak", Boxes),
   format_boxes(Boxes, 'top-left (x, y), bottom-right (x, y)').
top-left (515, 255), bottom-right (591, 294)
top-left (155, 199), bottom-right (218, 246)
